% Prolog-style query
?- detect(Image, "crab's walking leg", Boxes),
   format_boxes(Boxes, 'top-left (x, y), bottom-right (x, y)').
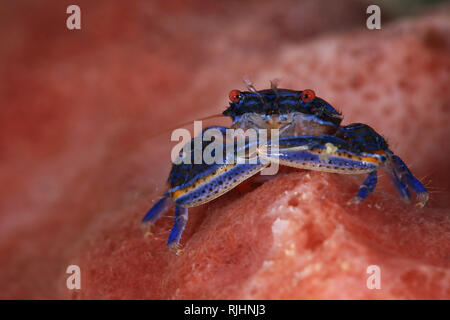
top-left (166, 162), bottom-right (267, 251)
top-left (167, 206), bottom-right (189, 254)
top-left (389, 154), bottom-right (429, 207)
top-left (387, 166), bottom-right (412, 203)
top-left (146, 129), bottom-right (269, 252)
top-left (141, 195), bottom-right (172, 237)
top-left (348, 171), bottom-right (378, 204)
top-left (142, 195), bottom-right (171, 224)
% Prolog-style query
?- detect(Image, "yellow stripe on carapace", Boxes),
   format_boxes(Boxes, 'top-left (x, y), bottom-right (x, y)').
top-left (172, 189), bottom-right (185, 201)
top-left (171, 164), bottom-right (235, 201)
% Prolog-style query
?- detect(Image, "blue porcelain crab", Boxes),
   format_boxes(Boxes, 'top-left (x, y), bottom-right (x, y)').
top-left (142, 82), bottom-right (429, 254)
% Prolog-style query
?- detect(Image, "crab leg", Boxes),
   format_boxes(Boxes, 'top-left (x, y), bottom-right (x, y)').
top-left (388, 153), bottom-right (429, 207)
top-left (143, 128), bottom-right (269, 251)
top-left (167, 206), bottom-right (189, 254)
top-left (142, 194), bottom-right (171, 224)
top-left (348, 171), bottom-right (378, 204)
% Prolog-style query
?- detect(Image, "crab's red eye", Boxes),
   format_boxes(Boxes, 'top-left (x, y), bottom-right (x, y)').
top-left (301, 89), bottom-right (315, 102)
top-left (229, 89), bottom-right (241, 103)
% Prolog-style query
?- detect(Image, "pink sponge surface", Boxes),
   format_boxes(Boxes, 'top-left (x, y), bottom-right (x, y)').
top-left (69, 171), bottom-right (450, 299)
top-left (0, 1), bottom-right (449, 299)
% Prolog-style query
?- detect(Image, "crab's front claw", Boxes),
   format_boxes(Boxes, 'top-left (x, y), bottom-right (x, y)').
top-left (386, 154), bottom-right (429, 208)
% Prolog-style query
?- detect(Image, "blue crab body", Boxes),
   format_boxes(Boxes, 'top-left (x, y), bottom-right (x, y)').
top-left (143, 85), bottom-right (429, 254)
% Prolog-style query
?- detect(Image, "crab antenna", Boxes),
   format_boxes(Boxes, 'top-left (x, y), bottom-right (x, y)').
top-left (270, 79), bottom-right (281, 108)
top-left (243, 77), bottom-right (267, 107)
top-left (104, 112), bottom-right (226, 167)
top-left (243, 77), bottom-right (258, 93)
